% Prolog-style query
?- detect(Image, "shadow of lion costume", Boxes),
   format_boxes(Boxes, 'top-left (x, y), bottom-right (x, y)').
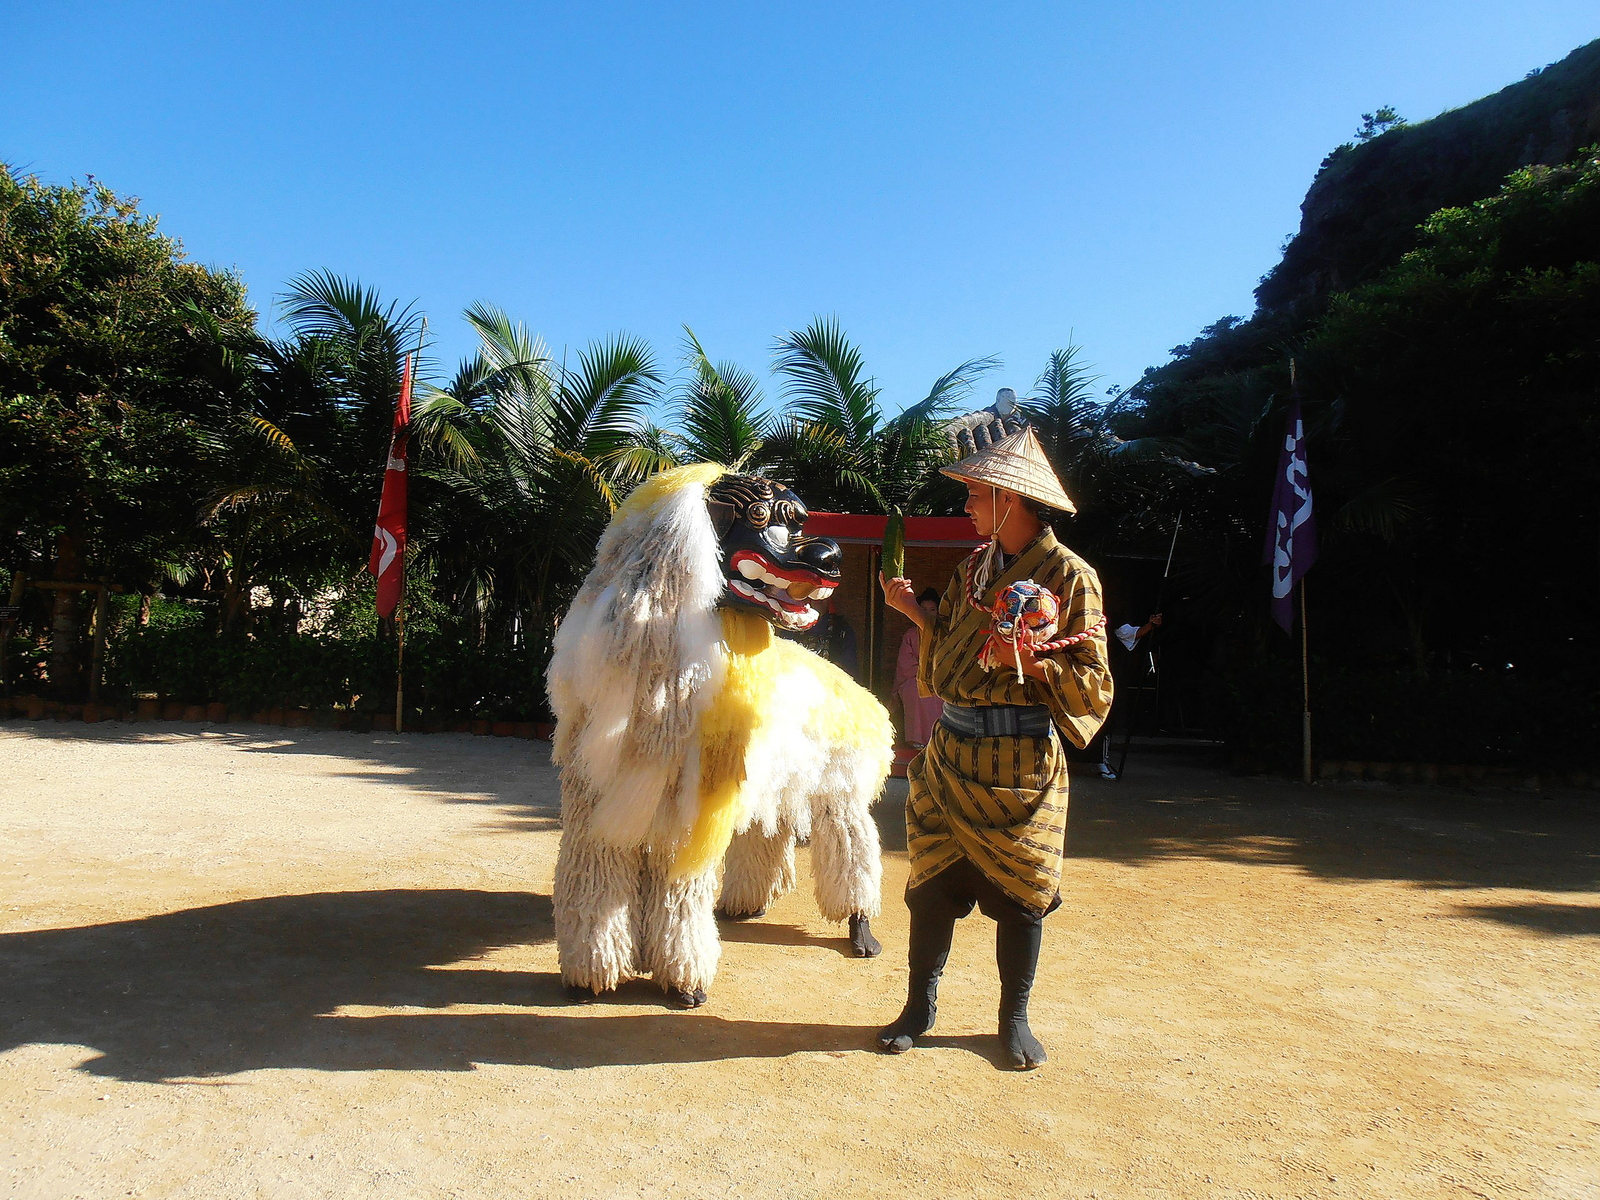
top-left (548, 463), bottom-right (893, 1006)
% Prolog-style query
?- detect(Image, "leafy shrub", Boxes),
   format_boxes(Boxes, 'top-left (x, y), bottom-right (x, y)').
top-left (101, 600), bottom-right (553, 722)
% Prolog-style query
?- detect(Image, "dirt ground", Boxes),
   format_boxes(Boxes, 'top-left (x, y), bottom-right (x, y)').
top-left (1, 723), bottom-right (1596, 1200)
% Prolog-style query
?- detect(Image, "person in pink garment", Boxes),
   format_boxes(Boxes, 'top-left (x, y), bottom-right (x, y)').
top-left (894, 588), bottom-right (945, 746)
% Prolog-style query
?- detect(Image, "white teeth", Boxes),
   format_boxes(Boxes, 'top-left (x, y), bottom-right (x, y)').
top-left (728, 578), bottom-right (817, 628)
top-left (732, 562), bottom-right (831, 617)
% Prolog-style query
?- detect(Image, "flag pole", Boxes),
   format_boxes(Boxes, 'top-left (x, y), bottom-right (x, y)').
top-left (395, 319), bottom-right (427, 735)
top-left (1115, 510), bottom-right (1182, 780)
top-left (395, 567), bottom-right (405, 733)
top-left (1300, 577), bottom-right (1312, 783)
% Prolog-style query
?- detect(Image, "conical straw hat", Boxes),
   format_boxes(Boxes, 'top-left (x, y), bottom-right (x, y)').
top-left (940, 424), bottom-right (1077, 514)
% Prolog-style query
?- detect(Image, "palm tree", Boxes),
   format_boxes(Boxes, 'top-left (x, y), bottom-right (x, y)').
top-left (1023, 346), bottom-right (1107, 493)
top-left (766, 315), bottom-right (998, 515)
top-left (668, 327), bottom-right (772, 471)
top-left (193, 273), bottom-right (424, 632)
top-left (410, 303), bottom-right (663, 637)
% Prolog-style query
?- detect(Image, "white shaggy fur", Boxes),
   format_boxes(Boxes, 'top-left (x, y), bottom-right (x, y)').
top-left (548, 470), bottom-right (893, 997)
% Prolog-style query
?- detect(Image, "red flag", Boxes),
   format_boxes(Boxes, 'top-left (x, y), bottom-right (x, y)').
top-left (368, 354), bottom-right (413, 619)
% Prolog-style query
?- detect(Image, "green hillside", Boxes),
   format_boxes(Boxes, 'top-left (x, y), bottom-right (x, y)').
top-left (1258, 38), bottom-right (1600, 314)
top-left (1100, 39), bottom-right (1600, 772)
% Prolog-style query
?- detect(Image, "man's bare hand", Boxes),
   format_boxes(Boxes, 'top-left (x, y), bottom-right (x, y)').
top-left (880, 573), bottom-right (931, 632)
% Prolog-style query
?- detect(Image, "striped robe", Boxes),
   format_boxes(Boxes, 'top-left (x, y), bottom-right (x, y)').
top-left (907, 527), bottom-right (1113, 915)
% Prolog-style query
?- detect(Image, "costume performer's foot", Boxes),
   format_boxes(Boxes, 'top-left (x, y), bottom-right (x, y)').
top-left (849, 913), bottom-right (882, 958)
top-left (1001, 1018), bottom-right (1047, 1070)
top-left (565, 984), bottom-right (597, 1004)
top-left (667, 986), bottom-right (708, 1009)
top-left (715, 906), bottom-right (766, 921)
top-left (876, 1002), bottom-right (935, 1054)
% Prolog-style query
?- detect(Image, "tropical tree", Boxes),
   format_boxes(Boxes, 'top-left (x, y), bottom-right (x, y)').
top-left (0, 166), bottom-right (256, 695)
top-left (191, 271), bottom-right (425, 633)
top-left (1021, 345), bottom-right (1112, 493)
top-left (410, 303), bottom-right (663, 638)
top-left (766, 316), bottom-right (998, 515)
top-left (667, 327), bottom-right (773, 471)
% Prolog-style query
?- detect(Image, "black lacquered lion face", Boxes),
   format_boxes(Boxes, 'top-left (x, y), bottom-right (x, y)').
top-left (706, 474), bottom-right (841, 631)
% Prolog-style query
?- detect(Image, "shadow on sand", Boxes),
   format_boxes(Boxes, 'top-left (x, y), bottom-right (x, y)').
top-left (0, 888), bottom-right (921, 1081)
top-left (1068, 760), bottom-right (1600, 894)
top-left (1455, 901), bottom-right (1600, 936)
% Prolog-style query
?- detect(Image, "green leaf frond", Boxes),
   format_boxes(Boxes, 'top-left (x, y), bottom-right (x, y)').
top-left (549, 446), bottom-right (621, 513)
top-left (280, 269), bottom-right (423, 351)
top-left (411, 387), bottom-right (486, 471)
top-left (465, 301), bottom-right (553, 401)
top-left (552, 334), bottom-right (661, 456)
top-left (675, 325), bottom-right (770, 470)
top-left (1332, 476), bottom-right (1433, 542)
top-left (772, 316), bottom-right (881, 446)
top-left (595, 441), bottom-right (680, 488)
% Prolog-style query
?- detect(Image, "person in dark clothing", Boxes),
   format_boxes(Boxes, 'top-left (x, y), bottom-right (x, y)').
top-left (1090, 612), bottom-right (1162, 779)
top-left (809, 596), bottom-right (860, 680)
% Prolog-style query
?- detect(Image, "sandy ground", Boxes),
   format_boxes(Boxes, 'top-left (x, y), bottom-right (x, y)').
top-left (1, 723), bottom-right (1597, 1200)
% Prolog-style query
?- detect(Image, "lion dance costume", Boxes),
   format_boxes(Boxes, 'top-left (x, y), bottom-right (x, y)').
top-left (548, 464), bottom-right (894, 1007)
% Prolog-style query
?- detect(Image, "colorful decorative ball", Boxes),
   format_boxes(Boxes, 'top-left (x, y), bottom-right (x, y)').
top-left (992, 580), bottom-right (1060, 646)
top-left (978, 579), bottom-right (1061, 673)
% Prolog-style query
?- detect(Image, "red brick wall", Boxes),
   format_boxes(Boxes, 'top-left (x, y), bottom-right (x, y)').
top-left (829, 540), bottom-right (977, 726)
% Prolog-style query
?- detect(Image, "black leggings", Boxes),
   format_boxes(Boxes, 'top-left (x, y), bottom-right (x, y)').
top-left (903, 857), bottom-right (1053, 1029)
top-left (906, 857), bottom-right (1056, 927)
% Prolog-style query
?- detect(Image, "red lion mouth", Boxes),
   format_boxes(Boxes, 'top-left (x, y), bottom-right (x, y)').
top-left (726, 550), bottom-right (837, 628)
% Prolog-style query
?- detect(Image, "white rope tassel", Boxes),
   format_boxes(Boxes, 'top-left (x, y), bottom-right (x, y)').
top-left (972, 486), bottom-right (1012, 595)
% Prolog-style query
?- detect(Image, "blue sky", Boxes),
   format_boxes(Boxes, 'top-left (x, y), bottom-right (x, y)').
top-left (4, 2), bottom-right (1595, 414)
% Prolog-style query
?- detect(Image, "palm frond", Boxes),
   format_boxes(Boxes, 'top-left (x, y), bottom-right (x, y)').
top-left (901, 354), bottom-right (1002, 425)
top-left (411, 387), bottom-right (486, 471)
top-left (465, 301), bottom-right (553, 400)
top-left (551, 334), bottom-right (661, 457)
top-left (596, 441), bottom-right (680, 487)
top-left (1102, 435), bottom-right (1218, 475)
top-left (675, 326), bottom-right (770, 469)
top-left (279, 269), bottom-right (422, 350)
top-left (772, 316), bottom-right (880, 446)
top-left (241, 414), bottom-right (300, 457)
top-left (1332, 476), bottom-right (1433, 542)
top-left (550, 447), bottom-right (620, 513)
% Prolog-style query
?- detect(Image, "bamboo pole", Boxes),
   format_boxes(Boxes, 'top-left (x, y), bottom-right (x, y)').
top-left (395, 544), bottom-right (406, 732)
top-left (89, 585), bottom-right (108, 704)
top-left (1300, 578), bottom-right (1312, 784)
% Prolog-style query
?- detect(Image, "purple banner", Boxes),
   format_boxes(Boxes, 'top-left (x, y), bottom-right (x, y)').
top-left (1264, 398), bottom-right (1317, 632)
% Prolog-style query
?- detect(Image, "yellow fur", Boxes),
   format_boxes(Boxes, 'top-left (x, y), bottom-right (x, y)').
top-left (672, 610), bottom-right (893, 879)
top-left (617, 460), bottom-right (726, 521)
top-left (674, 610), bottom-right (773, 879)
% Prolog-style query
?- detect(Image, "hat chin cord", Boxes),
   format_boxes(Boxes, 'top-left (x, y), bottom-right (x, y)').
top-left (973, 488), bottom-right (1029, 684)
top-left (973, 485), bottom-right (1013, 596)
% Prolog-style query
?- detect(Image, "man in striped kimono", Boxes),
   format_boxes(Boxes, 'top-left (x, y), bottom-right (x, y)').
top-left (878, 425), bottom-right (1113, 1069)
